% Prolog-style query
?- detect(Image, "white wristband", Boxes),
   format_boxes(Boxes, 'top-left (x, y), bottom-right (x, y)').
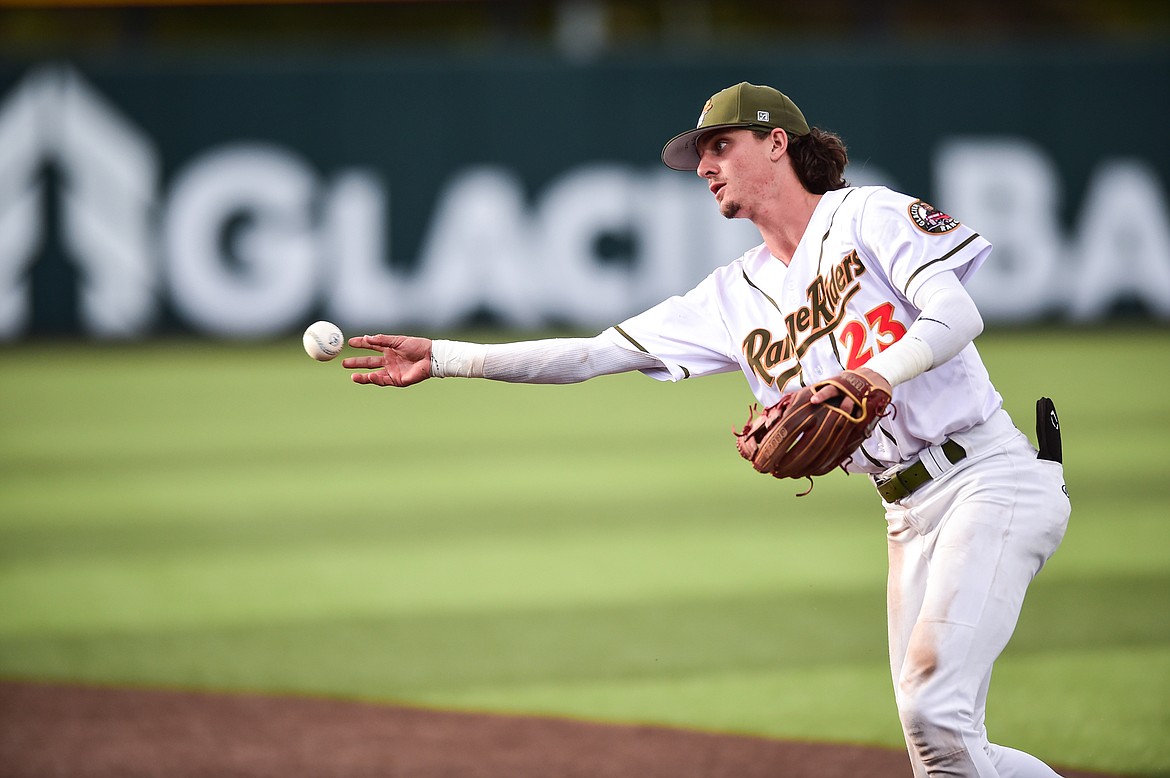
top-left (430, 340), bottom-right (488, 379)
top-left (863, 335), bottom-right (933, 387)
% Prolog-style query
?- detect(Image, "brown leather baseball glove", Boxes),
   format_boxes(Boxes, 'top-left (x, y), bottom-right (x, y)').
top-left (734, 370), bottom-right (893, 495)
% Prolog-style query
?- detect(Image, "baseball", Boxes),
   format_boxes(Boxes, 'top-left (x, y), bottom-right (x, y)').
top-left (303, 320), bottom-right (345, 362)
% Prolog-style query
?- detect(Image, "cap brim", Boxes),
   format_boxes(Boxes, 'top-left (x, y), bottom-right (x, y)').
top-left (660, 122), bottom-right (756, 171)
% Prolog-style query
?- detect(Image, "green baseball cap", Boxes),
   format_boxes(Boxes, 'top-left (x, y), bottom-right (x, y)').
top-left (661, 82), bottom-right (811, 171)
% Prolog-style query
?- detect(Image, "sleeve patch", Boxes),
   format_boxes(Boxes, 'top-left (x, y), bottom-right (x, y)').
top-left (908, 200), bottom-right (960, 234)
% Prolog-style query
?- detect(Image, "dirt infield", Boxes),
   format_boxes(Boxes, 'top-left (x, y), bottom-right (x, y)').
top-left (0, 681), bottom-right (1120, 778)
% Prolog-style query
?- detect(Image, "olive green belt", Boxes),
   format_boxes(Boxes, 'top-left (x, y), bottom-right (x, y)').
top-left (874, 439), bottom-right (967, 502)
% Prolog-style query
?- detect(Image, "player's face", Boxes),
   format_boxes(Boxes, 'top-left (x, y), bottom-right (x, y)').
top-left (695, 129), bottom-right (774, 221)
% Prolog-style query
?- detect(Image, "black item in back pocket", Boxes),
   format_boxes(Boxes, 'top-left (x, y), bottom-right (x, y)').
top-left (1036, 397), bottom-right (1062, 463)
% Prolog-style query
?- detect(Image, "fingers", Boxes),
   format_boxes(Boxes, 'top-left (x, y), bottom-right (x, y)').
top-left (809, 382), bottom-right (855, 413)
top-left (342, 334), bottom-right (401, 383)
top-left (350, 369), bottom-right (398, 387)
top-left (809, 384), bottom-right (839, 405)
top-left (341, 355), bottom-right (381, 369)
top-left (342, 334), bottom-right (430, 388)
top-left (348, 334), bottom-right (400, 350)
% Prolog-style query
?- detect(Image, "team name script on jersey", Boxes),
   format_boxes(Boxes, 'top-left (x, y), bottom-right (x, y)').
top-left (742, 250), bottom-right (866, 389)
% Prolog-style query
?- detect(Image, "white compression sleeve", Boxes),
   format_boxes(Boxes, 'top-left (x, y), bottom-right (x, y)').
top-left (431, 335), bottom-right (663, 384)
top-left (863, 271), bottom-right (984, 387)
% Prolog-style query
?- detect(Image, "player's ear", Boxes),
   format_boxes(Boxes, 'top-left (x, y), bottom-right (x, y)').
top-left (768, 128), bottom-right (789, 161)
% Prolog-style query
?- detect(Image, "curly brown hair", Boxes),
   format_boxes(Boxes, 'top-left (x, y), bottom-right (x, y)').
top-left (754, 127), bottom-right (849, 194)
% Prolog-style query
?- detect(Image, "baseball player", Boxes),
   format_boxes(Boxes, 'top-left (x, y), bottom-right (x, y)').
top-left (343, 82), bottom-right (1071, 777)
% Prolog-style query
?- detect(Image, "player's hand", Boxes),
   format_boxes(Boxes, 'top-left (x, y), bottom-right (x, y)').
top-left (342, 334), bottom-right (432, 387)
top-left (809, 367), bottom-right (892, 413)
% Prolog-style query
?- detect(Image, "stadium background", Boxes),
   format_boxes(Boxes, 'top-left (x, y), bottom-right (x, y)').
top-left (1, 2), bottom-right (1169, 777)
top-left (1, 0), bottom-right (1168, 340)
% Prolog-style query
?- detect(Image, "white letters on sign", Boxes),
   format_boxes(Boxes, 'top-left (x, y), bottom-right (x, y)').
top-left (0, 64), bottom-right (1167, 340)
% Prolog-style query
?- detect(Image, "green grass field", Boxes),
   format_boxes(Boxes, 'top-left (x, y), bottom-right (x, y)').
top-left (2, 327), bottom-right (1168, 776)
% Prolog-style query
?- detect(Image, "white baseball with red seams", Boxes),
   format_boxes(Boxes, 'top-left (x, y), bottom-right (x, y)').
top-left (303, 320), bottom-right (344, 362)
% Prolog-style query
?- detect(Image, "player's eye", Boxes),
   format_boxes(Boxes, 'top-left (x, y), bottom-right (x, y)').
top-left (698, 135), bottom-right (730, 159)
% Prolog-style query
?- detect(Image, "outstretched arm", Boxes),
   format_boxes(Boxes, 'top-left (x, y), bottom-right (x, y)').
top-left (342, 333), bottom-right (664, 387)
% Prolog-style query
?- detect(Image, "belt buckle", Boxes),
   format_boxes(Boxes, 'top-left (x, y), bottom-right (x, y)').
top-left (874, 471), bottom-right (911, 502)
top-left (874, 439), bottom-right (968, 502)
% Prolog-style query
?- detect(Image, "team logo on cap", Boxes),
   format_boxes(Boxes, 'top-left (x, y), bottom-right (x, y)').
top-left (757, 111), bottom-right (770, 122)
top-left (908, 200), bottom-right (960, 234)
top-left (696, 99), bottom-right (713, 128)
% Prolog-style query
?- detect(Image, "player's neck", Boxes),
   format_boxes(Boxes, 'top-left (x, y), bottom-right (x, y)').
top-left (757, 188), bottom-right (823, 266)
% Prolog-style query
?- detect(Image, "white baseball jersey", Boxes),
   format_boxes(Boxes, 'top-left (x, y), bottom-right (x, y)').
top-left (601, 185), bottom-right (1002, 474)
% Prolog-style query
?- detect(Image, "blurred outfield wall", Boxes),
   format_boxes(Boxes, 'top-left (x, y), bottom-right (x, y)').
top-left (0, 45), bottom-right (1167, 341)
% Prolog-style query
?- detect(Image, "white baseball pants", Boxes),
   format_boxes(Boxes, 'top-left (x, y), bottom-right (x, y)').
top-left (883, 410), bottom-right (1071, 777)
